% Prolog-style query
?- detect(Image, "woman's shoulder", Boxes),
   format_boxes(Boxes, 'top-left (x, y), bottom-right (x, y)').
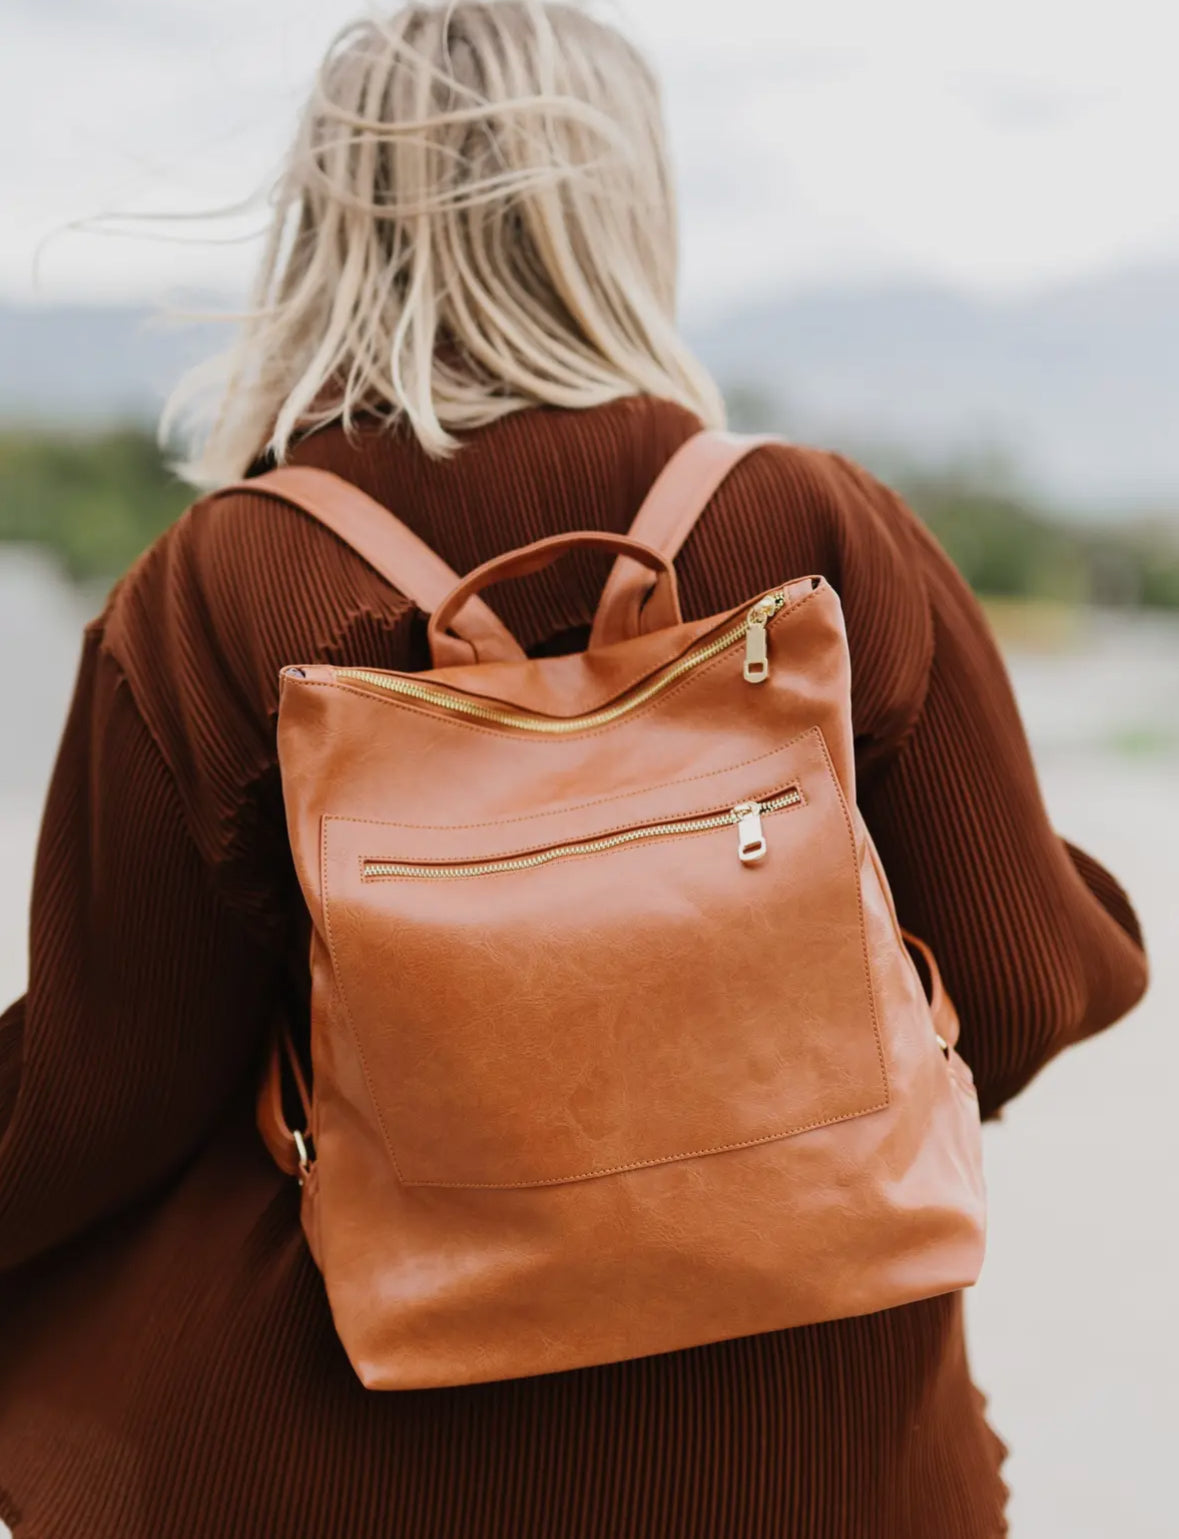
top-left (733, 439), bottom-right (933, 572)
top-left (708, 440), bottom-right (938, 758)
top-left (88, 474), bottom-right (421, 877)
top-left (101, 472), bottom-right (417, 717)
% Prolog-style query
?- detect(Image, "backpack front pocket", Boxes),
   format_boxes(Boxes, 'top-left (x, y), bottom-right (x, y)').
top-left (359, 789), bottom-right (803, 881)
top-left (320, 730), bottom-right (889, 1188)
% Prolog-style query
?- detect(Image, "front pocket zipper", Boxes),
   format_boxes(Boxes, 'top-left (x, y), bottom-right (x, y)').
top-left (362, 789), bottom-right (803, 881)
top-left (336, 591), bottom-right (791, 733)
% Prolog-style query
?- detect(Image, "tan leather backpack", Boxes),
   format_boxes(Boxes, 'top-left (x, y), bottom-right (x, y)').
top-left (238, 431), bottom-right (985, 1391)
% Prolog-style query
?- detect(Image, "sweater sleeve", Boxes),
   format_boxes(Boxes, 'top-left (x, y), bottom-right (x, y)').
top-left (855, 483), bottom-right (1148, 1119)
top-left (0, 620), bottom-right (282, 1271)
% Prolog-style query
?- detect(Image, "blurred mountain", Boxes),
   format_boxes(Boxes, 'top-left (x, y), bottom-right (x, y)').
top-left (0, 303), bottom-right (218, 427)
top-left (694, 264), bottom-right (1179, 516)
top-left (2, 262), bottom-right (1178, 514)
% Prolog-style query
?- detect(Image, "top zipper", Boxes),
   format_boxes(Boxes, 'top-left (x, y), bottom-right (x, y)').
top-left (333, 591), bottom-right (790, 735)
top-left (743, 599), bottom-right (779, 683)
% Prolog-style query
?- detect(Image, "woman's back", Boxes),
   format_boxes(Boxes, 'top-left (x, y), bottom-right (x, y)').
top-left (0, 395), bottom-right (1144, 1537)
top-left (0, 4), bottom-right (1147, 1533)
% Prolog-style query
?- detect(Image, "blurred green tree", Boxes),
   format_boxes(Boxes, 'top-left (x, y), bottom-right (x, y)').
top-left (1, 416), bottom-right (1177, 611)
top-left (0, 427), bottom-right (190, 583)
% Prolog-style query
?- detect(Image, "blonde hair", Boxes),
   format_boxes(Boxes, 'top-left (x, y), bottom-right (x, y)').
top-left (165, 0), bottom-right (725, 487)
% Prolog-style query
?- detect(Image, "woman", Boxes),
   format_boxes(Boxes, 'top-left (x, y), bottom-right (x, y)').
top-left (0, 5), bottom-right (1147, 1537)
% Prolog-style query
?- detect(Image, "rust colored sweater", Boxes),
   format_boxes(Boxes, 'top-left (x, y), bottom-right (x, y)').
top-left (0, 398), bottom-right (1146, 1539)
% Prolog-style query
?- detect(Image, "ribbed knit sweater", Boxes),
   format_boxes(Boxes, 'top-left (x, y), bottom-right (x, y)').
top-left (0, 397), bottom-right (1147, 1539)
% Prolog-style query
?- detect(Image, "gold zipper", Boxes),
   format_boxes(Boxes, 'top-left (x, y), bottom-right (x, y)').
top-left (743, 599), bottom-right (778, 683)
top-left (362, 789), bottom-right (802, 880)
top-left (335, 592), bottom-right (789, 734)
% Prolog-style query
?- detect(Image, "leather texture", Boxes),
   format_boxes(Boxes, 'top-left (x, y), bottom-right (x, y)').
top-left (265, 430), bottom-right (986, 1389)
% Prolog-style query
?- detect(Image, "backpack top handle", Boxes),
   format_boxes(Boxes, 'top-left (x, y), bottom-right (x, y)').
top-left (427, 530), bottom-right (680, 669)
top-left (221, 433), bottom-right (769, 668)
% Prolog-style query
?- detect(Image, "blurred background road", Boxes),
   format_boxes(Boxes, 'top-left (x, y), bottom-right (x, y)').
top-left (2, 2), bottom-right (1177, 1535)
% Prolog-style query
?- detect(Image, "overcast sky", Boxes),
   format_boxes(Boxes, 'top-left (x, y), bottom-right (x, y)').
top-left (4, 0), bottom-right (1177, 318)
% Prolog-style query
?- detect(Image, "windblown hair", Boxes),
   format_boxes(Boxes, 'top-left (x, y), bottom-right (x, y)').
top-left (165, 0), bottom-right (725, 486)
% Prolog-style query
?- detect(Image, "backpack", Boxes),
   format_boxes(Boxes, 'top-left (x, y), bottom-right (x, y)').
top-left (234, 430), bottom-right (985, 1390)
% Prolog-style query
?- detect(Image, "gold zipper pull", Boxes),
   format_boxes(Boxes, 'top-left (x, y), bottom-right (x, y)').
top-left (733, 802), bottom-right (768, 864)
top-left (743, 602), bottom-right (774, 683)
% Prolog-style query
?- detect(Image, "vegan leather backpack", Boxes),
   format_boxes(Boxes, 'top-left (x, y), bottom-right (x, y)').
top-left (238, 430), bottom-right (985, 1390)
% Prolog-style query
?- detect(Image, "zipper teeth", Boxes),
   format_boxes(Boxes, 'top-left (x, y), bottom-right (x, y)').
top-left (336, 592), bottom-right (786, 734)
top-left (362, 790), bottom-right (802, 880)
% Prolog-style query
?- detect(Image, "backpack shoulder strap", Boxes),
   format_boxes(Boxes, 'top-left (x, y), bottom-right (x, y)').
top-left (215, 466), bottom-right (526, 666)
top-left (589, 431), bottom-right (774, 650)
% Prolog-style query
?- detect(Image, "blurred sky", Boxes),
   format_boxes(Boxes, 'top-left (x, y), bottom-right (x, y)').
top-left (3, 0), bottom-right (1178, 318)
